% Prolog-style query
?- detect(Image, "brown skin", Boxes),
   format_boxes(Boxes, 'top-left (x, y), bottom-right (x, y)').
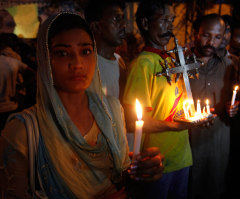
top-left (142, 5), bottom-right (175, 50)
top-left (226, 101), bottom-right (239, 117)
top-left (217, 22), bottom-right (231, 57)
top-left (50, 28), bottom-right (96, 136)
top-left (194, 18), bottom-right (225, 64)
top-left (124, 5), bottom-right (199, 134)
top-left (91, 5), bottom-right (126, 60)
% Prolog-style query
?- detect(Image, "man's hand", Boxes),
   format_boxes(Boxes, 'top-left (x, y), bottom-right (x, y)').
top-left (226, 101), bottom-right (239, 117)
top-left (128, 147), bottom-right (164, 182)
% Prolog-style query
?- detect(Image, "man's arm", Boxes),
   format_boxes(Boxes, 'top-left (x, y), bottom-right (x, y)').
top-left (123, 104), bottom-right (192, 133)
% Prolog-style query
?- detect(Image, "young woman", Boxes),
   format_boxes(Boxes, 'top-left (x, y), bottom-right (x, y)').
top-left (0, 13), bottom-right (163, 199)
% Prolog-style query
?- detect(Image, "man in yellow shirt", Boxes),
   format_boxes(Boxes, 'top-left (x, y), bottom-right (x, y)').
top-left (123, 0), bottom-right (194, 198)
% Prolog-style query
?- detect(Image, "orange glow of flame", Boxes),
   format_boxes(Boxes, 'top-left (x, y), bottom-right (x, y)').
top-left (234, 86), bottom-right (239, 91)
top-left (183, 100), bottom-right (194, 120)
top-left (206, 99), bottom-right (209, 105)
top-left (183, 99), bottom-right (211, 121)
top-left (136, 99), bottom-right (142, 121)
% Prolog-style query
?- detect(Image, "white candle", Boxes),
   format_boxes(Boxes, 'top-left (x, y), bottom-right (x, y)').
top-left (197, 100), bottom-right (201, 115)
top-left (231, 86), bottom-right (238, 106)
top-left (133, 99), bottom-right (144, 161)
top-left (206, 99), bottom-right (210, 115)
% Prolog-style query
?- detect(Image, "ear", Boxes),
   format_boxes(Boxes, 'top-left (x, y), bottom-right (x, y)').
top-left (141, 17), bottom-right (149, 32)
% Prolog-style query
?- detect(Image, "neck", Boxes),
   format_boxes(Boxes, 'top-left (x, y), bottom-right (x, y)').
top-left (217, 48), bottom-right (227, 57)
top-left (57, 90), bottom-right (88, 113)
top-left (194, 48), bottom-right (214, 65)
top-left (145, 40), bottom-right (165, 51)
top-left (96, 39), bottom-right (117, 60)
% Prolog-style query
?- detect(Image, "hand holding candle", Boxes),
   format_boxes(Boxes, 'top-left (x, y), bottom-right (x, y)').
top-left (231, 86), bottom-right (238, 106)
top-left (133, 99), bottom-right (144, 161)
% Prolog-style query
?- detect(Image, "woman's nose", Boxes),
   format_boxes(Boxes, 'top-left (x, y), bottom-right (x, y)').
top-left (69, 53), bottom-right (83, 70)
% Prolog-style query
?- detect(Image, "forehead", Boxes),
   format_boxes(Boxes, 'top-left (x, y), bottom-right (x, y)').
top-left (152, 4), bottom-right (175, 19)
top-left (101, 5), bottom-right (123, 19)
top-left (199, 19), bottom-right (225, 34)
top-left (50, 28), bottom-right (92, 44)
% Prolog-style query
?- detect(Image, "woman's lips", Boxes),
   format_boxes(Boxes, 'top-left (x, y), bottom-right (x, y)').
top-left (69, 75), bottom-right (87, 81)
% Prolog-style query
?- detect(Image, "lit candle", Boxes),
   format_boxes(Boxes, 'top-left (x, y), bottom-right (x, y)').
top-left (231, 86), bottom-right (238, 106)
top-left (206, 99), bottom-right (210, 115)
top-left (197, 100), bottom-right (201, 115)
top-left (133, 99), bottom-right (144, 161)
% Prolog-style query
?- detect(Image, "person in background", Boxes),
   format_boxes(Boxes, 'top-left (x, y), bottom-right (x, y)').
top-left (0, 12), bottom-right (163, 199)
top-left (221, 17), bottom-right (240, 199)
top-left (0, 33), bottom-right (33, 132)
top-left (85, 0), bottom-right (135, 151)
top-left (123, 0), bottom-right (197, 198)
top-left (85, 0), bottom-right (127, 102)
top-left (229, 21), bottom-right (240, 58)
top-left (0, 9), bottom-right (15, 34)
top-left (188, 14), bottom-right (232, 199)
top-left (217, 15), bottom-right (240, 114)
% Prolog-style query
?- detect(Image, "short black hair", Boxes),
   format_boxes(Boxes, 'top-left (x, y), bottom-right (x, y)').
top-left (48, 13), bottom-right (94, 47)
top-left (84, 0), bottom-right (125, 23)
top-left (0, 33), bottom-right (19, 52)
top-left (231, 20), bottom-right (240, 34)
top-left (221, 14), bottom-right (232, 28)
top-left (136, 0), bottom-right (171, 37)
top-left (193, 14), bottom-right (223, 32)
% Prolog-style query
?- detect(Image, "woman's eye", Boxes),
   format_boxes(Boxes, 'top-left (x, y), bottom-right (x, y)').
top-left (53, 50), bottom-right (69, 57)
top-left (82, 49), bottom-right (92, 55)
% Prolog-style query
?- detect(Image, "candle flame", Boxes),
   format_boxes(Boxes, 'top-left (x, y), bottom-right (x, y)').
top-left (234, 86), bottom-right (239, 91)
top-left (136, 99), bottom-right (142, 120)
top-left (183, 99), bottom-right (194, 120)
top-left (182, 99), bottom-right (212, 121)
top-left (206, 99), bottom-right (209, 105)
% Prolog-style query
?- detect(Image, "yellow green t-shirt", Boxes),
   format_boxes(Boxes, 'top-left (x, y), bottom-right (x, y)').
top-left (123, 50), bottom-right (192, 173)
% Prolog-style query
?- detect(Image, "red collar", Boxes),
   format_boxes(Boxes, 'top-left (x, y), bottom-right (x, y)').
top-left (143, 46), bottom-right (171, 59)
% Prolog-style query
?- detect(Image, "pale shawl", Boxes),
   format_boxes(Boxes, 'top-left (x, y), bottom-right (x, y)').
top-left (34, 12), bottom-right (130, 198)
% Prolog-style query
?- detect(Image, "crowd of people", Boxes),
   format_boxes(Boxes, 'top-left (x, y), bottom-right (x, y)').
top-left (0, 0), bottom-right (240, 198)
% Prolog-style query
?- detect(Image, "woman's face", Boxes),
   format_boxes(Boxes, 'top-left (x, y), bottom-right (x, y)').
top-left (50, 28), bottom-right (96, 93)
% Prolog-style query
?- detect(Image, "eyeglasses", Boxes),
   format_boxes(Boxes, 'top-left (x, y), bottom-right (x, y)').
top-left (158, 17), bottom-right (175, 24)
top-left (150, 16), bottom-right (175, 24)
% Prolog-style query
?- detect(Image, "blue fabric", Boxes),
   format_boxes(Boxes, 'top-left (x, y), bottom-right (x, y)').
top-left (37, 134), bottom-right (76, 199)
top-left (145, 167), bottom-right (190, 199)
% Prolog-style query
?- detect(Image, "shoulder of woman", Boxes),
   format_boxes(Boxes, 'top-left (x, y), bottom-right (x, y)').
top-left (1, 117), bottom-right (28, 158)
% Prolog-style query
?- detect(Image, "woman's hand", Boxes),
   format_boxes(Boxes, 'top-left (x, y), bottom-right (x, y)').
top-left (128, 147), bottom-right (164, 182)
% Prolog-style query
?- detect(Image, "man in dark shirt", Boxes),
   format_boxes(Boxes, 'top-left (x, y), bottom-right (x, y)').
top-left (188, 14), bottom-right (232, 199)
